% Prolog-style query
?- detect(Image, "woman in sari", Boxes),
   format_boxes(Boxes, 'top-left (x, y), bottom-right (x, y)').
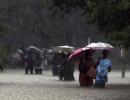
top-left (79, 49), bottom-right (95, 87)
top-left (95, 50), bottom-right (112, 88)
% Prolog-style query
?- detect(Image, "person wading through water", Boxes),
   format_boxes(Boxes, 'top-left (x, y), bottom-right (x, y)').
top-left (79, 49), bottom-right (95, 87)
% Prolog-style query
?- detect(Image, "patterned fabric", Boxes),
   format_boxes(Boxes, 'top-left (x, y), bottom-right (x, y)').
top-left (96, 58), bottom-right (112, 82)
top-left (79, 56), bottom-right (94, 87)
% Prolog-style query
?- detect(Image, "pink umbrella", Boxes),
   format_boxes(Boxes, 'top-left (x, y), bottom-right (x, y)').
top-left (68, 47), bottom-right (90, 60)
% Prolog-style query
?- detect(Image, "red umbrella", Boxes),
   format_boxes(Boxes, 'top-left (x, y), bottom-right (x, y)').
top-left (68, 47), bottom-right (90, 60)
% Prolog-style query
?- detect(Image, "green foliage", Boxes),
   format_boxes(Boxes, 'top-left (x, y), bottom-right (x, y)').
top-left (50, 0), bottom-right (86, 8)
top-left (40, 0), bottom-right (53, 8)
top-left (0, 43), bottom-right (8, 64)
top-left (107, 26), bottom-right (130, 49)
top-left (86, 0), bottom-right (130, 48)
top-left (0, 0), bottom-right (9, 62)
top-left (0, 0), bottom-right (8, 37)
top-left (0, 24), bottom-right (8, 37)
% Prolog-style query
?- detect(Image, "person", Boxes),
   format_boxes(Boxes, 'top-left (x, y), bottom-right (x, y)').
top-left (24, 51), bottom-right (34, 74)
top-left (51, 53), bottom-right (61, 76)
top-left (34, 53), bottom-right (43, 74)
top-left (79, 49), bottom-right (95, 87)
top-left (57, 52), bottom-right (75, 81)
top-left (95, 50), bottom-right (112, 88)
top-left (58, 53), bottom-right (67, 80)
top-left (63, 53), bottom-right (75, 81)
top-left (0, 57), bottom-right (6, 72)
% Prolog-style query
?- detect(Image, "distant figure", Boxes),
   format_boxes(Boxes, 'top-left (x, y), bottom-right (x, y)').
top-left (0, 57), bottom-right (6, 72)
top-left (0, 64), bottom-right (4, 72)
top-left (24, 51), bottom-right (34, 74)
top-left (34, 54), bottom-right (43, 74)
top-left (51, 53), bottom-right (61, 76)
top-left (79, 49), bottom-right (95, 87)
top-left (58, 53), bottom-right (67, 80)
top-left (58, 53), bottom-right (75, 81)
top-left (63, 53), bottom-right (75, 81)
top-left (95, 50), bottom-right (112, 88)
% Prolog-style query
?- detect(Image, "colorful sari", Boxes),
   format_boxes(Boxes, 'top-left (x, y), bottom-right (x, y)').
top-left (79, 57), bottom-right (94, 87)
top-left (95, 58), bottom-right (112, 87)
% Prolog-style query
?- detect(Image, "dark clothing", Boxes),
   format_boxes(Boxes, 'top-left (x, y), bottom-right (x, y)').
top-left (24, 53), bottom-right (34, 74)
top-left (63, 62), bottom-right (75, 81)
top-left (0, 65), bottom-right (4, 72)
top-left (58, 65), bottom-right (64, 80)
top-left (58, 53), bottom-right (75, 81)
top-left (51, 54), bottom-right (61, 76)
top-left (34, 55), bottom-right (42, 74)
top-left (79, 59), bottom-right (87, 74)
top-left (58, 56), bottom-right (66, 80)
top-left (25, 65), bottom-right (33, 74)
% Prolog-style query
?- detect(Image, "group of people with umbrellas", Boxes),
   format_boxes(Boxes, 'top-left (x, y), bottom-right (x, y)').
top-left (50, 45), bottom-right (75, 81)
top-left (17, 46), bottom-right (43, 75)
top-left (50, 42), bottom-right (113, 88)
top-left (69, 42), bottom-right (113, 88)
top-left (17, 42), bottom-right (113, 88)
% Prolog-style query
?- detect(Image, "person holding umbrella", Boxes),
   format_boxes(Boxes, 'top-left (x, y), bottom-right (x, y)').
top-left (24, 46), bottom-right (41, 74)
top-left (68, 42), bottom-right (113, 87)
top-left (95, 50), bottom-right (112, 88)
top-left (24, 51), bottom-right (34, 74)
top-left (79, 49), bottom-right (95, 87)
top-left (34, 53), bottom-right (43, 74)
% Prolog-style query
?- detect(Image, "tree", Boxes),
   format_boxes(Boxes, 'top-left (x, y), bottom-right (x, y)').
top-left (0, 0), bottom-right (8, 37)
top-left (51, 0), bottom-right (86, 8)
top-left (86, 0), bottom-right (130, 77)
top-left (86, 0), bottom-right (130, 48)
top-left (0, 0), bottom-right (9, 66)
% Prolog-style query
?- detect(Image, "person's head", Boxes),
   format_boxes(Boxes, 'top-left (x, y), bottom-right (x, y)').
top-left (102, 50), bottom-right (109, 58)
top-left (85, 49), bottom-right (95, 57)
top-left (83, 49), bottom-right (95, 60)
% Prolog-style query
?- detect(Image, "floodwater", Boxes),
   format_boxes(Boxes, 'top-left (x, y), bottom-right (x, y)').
top-left (0, 69), bottom-right (130, 100)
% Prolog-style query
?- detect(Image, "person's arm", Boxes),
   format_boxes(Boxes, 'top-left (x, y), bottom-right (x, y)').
top-left (95, 57), bottom-right (102, 69)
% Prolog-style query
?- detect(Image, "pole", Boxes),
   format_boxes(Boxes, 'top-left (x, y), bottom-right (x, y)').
top-left (88, 37), bottom-right (91, 45)
top-left (121, 48), bottom-right (128, 78)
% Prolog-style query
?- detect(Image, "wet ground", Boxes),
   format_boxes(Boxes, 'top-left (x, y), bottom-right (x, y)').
top-left (0, 69), bottom-right (130, 100)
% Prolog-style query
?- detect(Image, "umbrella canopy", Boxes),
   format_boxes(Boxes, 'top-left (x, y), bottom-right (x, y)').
top-left (52, 45), bottom-right (75, 53)
top-left (17, 49), bottom-right (24, 54)
top-left (26, 46), bottom-right (42, 54)
top-left (85, 42), bottom-right (114, 50)
top-left (68, 42), bottom-right (113, 60)
top-left (68, 48), bottom-right (90, 60)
